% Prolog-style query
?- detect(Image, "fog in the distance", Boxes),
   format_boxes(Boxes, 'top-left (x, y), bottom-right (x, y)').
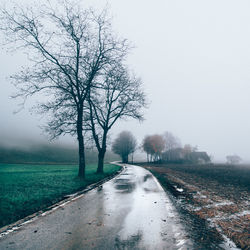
top-left (0, 0), bottom-right (250, 162)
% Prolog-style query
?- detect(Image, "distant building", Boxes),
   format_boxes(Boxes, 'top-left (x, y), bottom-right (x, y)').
top-left (162, 148), bottom-right (210, 164)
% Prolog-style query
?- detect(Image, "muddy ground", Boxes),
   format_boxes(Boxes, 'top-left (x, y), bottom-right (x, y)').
top-left (138, 163), bottom-right (250, 250)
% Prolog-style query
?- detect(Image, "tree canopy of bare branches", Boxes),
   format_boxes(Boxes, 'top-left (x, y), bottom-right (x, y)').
top-left (163, 131), bottom-right (181, 151)
top-left (0, 1), bottom-right (131, 178)
top-left (87, 64), bottom-right (146, 173)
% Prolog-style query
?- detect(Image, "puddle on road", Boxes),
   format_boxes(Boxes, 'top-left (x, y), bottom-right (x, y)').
top-left (114, 178), bottom-right (136, 194)
top-left (104, 165), bottom-right (193, 249)
top-left (143, 174), bottom-right (152, 182)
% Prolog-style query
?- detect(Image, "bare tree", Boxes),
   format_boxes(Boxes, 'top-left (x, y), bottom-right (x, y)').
top-left (226, 155), bottom-right (242, 165)
top-left (0, 2), bottom-right (130, 178)
top-left (163, 131), bottom-right (181, 161)
top-left (163, 132), bottom-right (181, 151)
top-left (142, 135), bottom-right (152, 163)
top-left (112, 131), bottom-right (137, 163)
top-left (87, 64), bottom-right (146, 173)
top-left (142, 134), bottom-right (165, 162)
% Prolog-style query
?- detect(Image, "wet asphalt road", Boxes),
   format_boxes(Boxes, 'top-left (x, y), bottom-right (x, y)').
top-left (0, 164), bottom-right (193, 250)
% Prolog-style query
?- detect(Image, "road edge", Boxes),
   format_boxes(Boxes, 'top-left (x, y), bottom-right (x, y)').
top-left (0, 162), bottom-right (124, 238)
top-left (137, 164), bottom-right (240, 249)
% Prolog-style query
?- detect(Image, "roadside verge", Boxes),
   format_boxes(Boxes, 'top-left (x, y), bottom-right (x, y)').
top-left (0, 163), bottom-right (124, 238)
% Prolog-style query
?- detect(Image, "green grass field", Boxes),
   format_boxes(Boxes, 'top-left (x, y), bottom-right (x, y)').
top-left (0, 163), bottom-right (121, 228)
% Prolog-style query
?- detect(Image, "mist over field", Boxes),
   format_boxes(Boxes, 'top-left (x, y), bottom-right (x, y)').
top-left (0, 2), bottom-right (249, 249)
top-left (0, 141), bottom-right (119, 164)
top-left (0, 0), bottom-right (250, 163)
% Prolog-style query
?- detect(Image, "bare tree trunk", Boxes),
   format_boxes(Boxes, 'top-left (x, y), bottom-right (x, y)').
top-left (96, 131), bottom-right (107, 174)
top-left (77, 111), bottom-right (85, 178)
top-left (122, 154), bottom-right (128, 163)
top-left (78, 135), bottom-right (85, 178)
top-left (97, 149), bottom-right (105, 174)
top-left (122, 155), bottom-right (126, 163)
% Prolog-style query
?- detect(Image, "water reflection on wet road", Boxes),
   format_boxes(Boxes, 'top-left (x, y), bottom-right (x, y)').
top-left (0, 164), bottom-right (193, 249)
top-left (110, 165), bottom-right (193, 249)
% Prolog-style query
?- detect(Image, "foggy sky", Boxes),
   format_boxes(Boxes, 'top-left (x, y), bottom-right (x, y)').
top-left (1, 0), bottom-right (250, 162)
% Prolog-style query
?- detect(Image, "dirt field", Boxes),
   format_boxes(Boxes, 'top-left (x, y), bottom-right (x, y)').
top-left (139, 163), bottom-right (250, 249)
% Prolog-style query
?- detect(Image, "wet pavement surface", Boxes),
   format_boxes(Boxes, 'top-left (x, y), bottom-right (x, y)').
top-left (0, 165), bottom-right (193, 249)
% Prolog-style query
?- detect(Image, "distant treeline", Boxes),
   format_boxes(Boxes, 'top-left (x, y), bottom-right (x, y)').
top-left (142, 132), bottom-right (211, 164)
top-left (0, 144), bottom-right (118, 164)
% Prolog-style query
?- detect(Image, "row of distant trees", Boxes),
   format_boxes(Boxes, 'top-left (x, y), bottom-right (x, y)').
top-left (0, 2), bottom-right (147, 178)
top-left (142, 132), bottom-right (180, 162)
top-left (142, 132), bottom-right (210, 164)
top-left (112, 131), bottom-right (243, 165)
top-left (112, 131), bottom-right (211, 164)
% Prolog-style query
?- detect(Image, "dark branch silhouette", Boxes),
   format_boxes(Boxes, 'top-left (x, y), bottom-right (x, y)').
top-left (0, 1), bottom-right (130, 178)
top-left (86, 64), bottom-right (146, 173)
